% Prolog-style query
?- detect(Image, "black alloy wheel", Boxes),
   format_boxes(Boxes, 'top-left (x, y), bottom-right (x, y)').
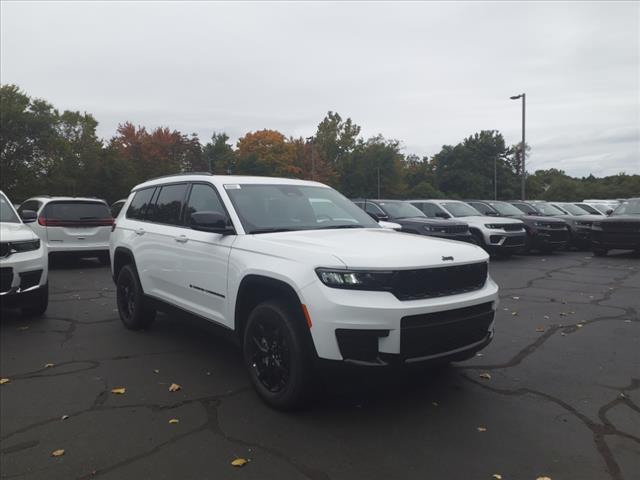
top-left (116, 264), bottom-right (155, 330)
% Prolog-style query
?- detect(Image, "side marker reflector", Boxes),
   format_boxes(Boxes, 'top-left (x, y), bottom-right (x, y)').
top-left (301, 304), bottom-right (312, 329)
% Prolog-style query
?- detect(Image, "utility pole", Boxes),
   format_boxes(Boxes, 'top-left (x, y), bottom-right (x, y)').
top-left (510, 93), bottom-right (526, 200)
top-left (494, 155), bottom-right (497, 200)
top-left (377, 167), bottom-right (381, 198)
top-left (306, 136), bottom-right (316, 181)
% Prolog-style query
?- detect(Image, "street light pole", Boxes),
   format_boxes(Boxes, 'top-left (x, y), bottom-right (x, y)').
top-left (305, 136), bottom-right (316, 181)
top-left (494, 155), bottom-right (497, 200)
top-left (510, 93), bottom-right (526, 200)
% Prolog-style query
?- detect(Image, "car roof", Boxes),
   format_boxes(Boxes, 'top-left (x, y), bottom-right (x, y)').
top-left (133, 174), bottom-right (326, 191)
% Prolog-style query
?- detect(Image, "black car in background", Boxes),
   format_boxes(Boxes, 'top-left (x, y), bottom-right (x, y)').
top-left (467, 200), bottom-right (569, 253)
top-left (351, 199), bottom-right (474, 243)
top-left (508, 201), bottom-right (600, 250)
top-left (590, 198), bottom-right (640, 256)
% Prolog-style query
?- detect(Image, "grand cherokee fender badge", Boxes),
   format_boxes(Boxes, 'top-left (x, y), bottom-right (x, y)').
top-left (442, 256), bottom-right (454, 261)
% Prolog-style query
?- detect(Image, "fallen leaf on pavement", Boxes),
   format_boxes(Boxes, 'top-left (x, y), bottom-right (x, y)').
top-left (231, 458), bottom-right (249, 467)
top-left (559, 312), bottom-right (567, 316)
top-left (536, 477), bottom-right (552, 480)
top-left (511, 296), bottom-right (520, 300)
top-left (111, 387), bottom-right (126, 395)
top-left (44, 363), bottom-right (55, 368)
top-left (511, 311), bottom-right (518, 316)
top-left (432, 401), bottom-right (439, 407)
top-left (168, 418), bottom-right (179, 424)
top-left (51, 449), bottom-right (65, 457)
top-left (17, 326), bottom-right (29, 331)
top-left (153, 369), bottom-right (159, 374)
top-left (535, 326), bottom-right (545, 332)
top-left (477, 426), bottom-right (487, 432)
top-left (492, 475), bottom-right (502, 480)
top-left (544, 315), bottom-right (550, 320)
top-left (576, 324), bottom-right (583, 328)
top-left (479, 373), bottom-right (492, 380)
top-left (169, 383), bottom-right (181, 392)
top-left (61, 415), bottom-right (69, 420)
top-left (0, 378), bottom-right (10, 385)
top-left (476, 352), bottom-right (484, 357)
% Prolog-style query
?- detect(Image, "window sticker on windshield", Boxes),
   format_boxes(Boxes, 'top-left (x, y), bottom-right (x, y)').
top-left (224, 184), bottom-right (241, 190)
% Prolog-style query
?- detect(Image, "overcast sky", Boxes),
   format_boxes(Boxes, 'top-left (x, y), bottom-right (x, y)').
top-left (2, 1), bottom-right (638, 177)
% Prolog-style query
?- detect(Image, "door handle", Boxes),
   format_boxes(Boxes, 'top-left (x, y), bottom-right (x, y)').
top-left (175, 235), bottom-right (188, 243)
top-left (134, 228), bottom-right (146, 236)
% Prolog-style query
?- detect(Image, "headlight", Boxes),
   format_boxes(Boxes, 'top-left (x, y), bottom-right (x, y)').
top-left (484, 224), bottom-right (502, 229)
top-left (10, 239), bottom-right (40, 253)
top-left (316, 268), bottom-right (395, 291)
top-left (533, 221), bottom-right (547, 227)
top-left (423, 225), bottom-right (434, 232)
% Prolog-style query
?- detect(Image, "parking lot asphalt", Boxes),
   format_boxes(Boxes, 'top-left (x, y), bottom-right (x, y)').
top-left (1, 251), bottom-right (639, 480)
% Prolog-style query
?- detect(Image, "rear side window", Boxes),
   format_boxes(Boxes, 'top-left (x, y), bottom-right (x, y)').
top-left (469, 202), bottom-right (493, 215)
top-left (18, 200), bottom-right (42, 216)
top-left (412, 202), bottom-right (444, 218)
top-left (43, 201), bottom-right (110, 221)
top-left (126, 188), bottom-right (156, 220)
top-left (148, 184), bottom-right (189, 225)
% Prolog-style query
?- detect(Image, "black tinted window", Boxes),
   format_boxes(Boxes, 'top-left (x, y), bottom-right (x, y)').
top-left (126, 188), bottom-right (155, 220)
top-left (185, 184), bottom-right (224, 219)
top-left (18, 200), bottom-right (41, 215)
top-left (413, 202), bottom-right (442, 218)
top-left (149, 184), bottom-right (188, 225)
top-left (469, 202), bottom-right (493, 215)
top-left (44, 201), bottom-right (110, 220)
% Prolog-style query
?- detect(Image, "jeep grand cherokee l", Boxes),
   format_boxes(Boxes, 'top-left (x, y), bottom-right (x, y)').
top-left (590, 198), bottom-right (640, 256)
top-left (110, 174), bottom-right (498, 409)
top-left (0, 191), bottom-right (49, 316)
top-left (352, 199), bottom-right (474, 243)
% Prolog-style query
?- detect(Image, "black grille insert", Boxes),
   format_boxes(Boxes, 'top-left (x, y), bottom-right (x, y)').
top-left (0, 243), bottom-right (9, 258)
top-left (503, 224), bottom-right (524, 231)
top-left (391, 262), bottom-right (488, 301)
top-left (401, 302), bottom-right (494, 359)
top-left (19, 270), bottom-right (43, 290)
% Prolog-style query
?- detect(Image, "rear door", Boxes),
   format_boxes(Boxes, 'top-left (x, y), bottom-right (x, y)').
top-left (41, 201), bottom-right (112, 246)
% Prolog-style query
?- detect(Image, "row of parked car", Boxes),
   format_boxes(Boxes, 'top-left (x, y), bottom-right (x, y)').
top-left (351, 198), bottom-right (640, 257)
top-left (1, 175), bottom-right (639, 408)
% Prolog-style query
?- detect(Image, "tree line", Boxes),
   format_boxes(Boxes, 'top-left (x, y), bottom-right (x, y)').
top-left (1, 84), bottom-right (638, 204)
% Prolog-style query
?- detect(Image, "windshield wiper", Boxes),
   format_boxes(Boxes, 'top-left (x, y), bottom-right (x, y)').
top-left (248, 227), bottom-right (297, 234)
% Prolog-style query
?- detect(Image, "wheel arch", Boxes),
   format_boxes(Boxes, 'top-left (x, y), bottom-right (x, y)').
top-left (112, 247), bottom-right (137, 283)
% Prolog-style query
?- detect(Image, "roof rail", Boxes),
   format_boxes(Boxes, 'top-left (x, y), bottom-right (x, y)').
top-left (145, 171), bottom-right (214, 182)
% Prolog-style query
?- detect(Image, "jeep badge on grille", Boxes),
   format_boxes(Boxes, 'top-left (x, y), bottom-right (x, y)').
top-left (442, 256), bottom-right (454, 261)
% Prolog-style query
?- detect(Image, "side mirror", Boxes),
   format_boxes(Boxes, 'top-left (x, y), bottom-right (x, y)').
top-left (435, 212), bottom-right (450, 219)
top-left (190, 211), bottom-right (234, 234)
top-left (486, 211), bottom-right (498, 216)
top-left (367, 212), bottom-right (388, 222)
top-left (606, 209), bottom-right (613, 216)
top-left (20, 209), bottom-right (37, 223)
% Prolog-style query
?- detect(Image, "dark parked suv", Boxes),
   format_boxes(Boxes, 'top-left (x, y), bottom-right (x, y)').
top-left (590, 198), bottom-right (640, 256)
top-left (352, 199), bottom-right (474, 243)
top-left (467, 200), bottom-right (569, 253)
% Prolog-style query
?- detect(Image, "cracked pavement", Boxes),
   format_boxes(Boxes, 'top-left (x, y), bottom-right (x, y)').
top-left (1, 252), bottom-right (638, 479)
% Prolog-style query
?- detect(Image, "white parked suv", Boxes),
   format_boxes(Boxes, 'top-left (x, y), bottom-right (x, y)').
top-left (110, 174), bottom-right (499, 408)
top-left (19, 196), bottom-right (113, 264)
top-left (409, 200), bottom-right (527, 254)
top-left (0, 191), bottom-right (49, 316)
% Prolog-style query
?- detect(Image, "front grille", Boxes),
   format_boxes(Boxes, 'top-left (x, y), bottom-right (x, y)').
top-left (548, 230), bottom-right (569, 242)
top-left (19, 270), bottom-right (42, 290)
top-left (391, 262), bottom-right (488, 301)
top-left (443, 225), bottom-right (468, 234)
top-left (401, 302), bottom-right (494, 359)
top-left (0, 243), bottom-right (9, 258)
top-left (0, 267), bottom-right (13, 293)
top-left (502, 224), bottom-right (524, 231)
top-left (539, 222), bottom-right (565, 229)
top-left (503, 236), bottom-right (526, 246)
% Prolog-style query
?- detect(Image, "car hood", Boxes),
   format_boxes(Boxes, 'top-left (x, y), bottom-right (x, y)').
top-left (0, 222), bottom-right (39, 242)
top-left (452, 216), bottom-right (523, 227)
top-left (238, 228), bottom-right (488, 269)
top-left (556, 214), bottom-right (603, 222)
top-left (512, 215), bottom-right (566, 224)
top-left (603, 215), bottom-right (640, 222)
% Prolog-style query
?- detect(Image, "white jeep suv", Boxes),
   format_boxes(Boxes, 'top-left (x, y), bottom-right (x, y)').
top-left (410, 199), bottom-right (527, 254)
top-left (0, 191), bottom-right (49, 316)
top-left (19, 196), bottom-right (113, 264)
top-left (110, 174), bottom-right (499, 409)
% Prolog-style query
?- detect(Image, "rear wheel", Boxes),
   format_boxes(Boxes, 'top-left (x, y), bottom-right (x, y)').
top-left (22, 283), bottom-right (49, 317)
top-left (116, 264), bottom-right (155, 330)
top-left (243, 300), bottom-right (312, 410)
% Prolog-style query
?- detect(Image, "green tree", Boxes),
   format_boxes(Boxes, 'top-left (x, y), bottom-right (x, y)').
top-left (203, 132), bottom-right (235, 174)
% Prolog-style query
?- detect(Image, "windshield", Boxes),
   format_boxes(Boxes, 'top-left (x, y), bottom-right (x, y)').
top-left (537, 203), bottom-right (566, 216)
top-left (440, 202), bottom-right (481, 217)
top-left (612, 199), bottom-right (640, 215)
top-left (575, 203), bottom-right (601, 215)
top-left (489, 202), bottom-right (523, 216)
top-left (557, 203), bottom-right (590, 215)
top-left (225, 184), bottom-right (380, 233)
top-left (0, 193), bottom-right (20, 223)
top-left (377, 201), bottom-right (425, 219)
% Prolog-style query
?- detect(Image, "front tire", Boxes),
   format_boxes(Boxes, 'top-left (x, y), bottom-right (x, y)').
top-left (116, 264), bottom-right (156, 330)
top-left (243, 300), bottom-right (312, 410)
top-left (22, 283), bottom-right (49, 317)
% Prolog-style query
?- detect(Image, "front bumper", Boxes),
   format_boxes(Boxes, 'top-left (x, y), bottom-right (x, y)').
top-left (483, 230), bottom-right (526, 251)
top-left (428, 232), bottom-right (475, 244)
top-left (591, 230), bottom-right (640, 250)
top-left (46, 242), bottom-right (109, 254)
top-left (300, 275), bottom-right (499, 363)
top-left (0, 246), bottom-right (48, 297)
top-left (569, 227), bottom-right (592, 247)
top-left (529, 227), bottom-right (569, 249)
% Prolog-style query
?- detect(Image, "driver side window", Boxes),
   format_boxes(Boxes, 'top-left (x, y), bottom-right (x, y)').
top-left (185, 184), bottom-right (226, 221)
